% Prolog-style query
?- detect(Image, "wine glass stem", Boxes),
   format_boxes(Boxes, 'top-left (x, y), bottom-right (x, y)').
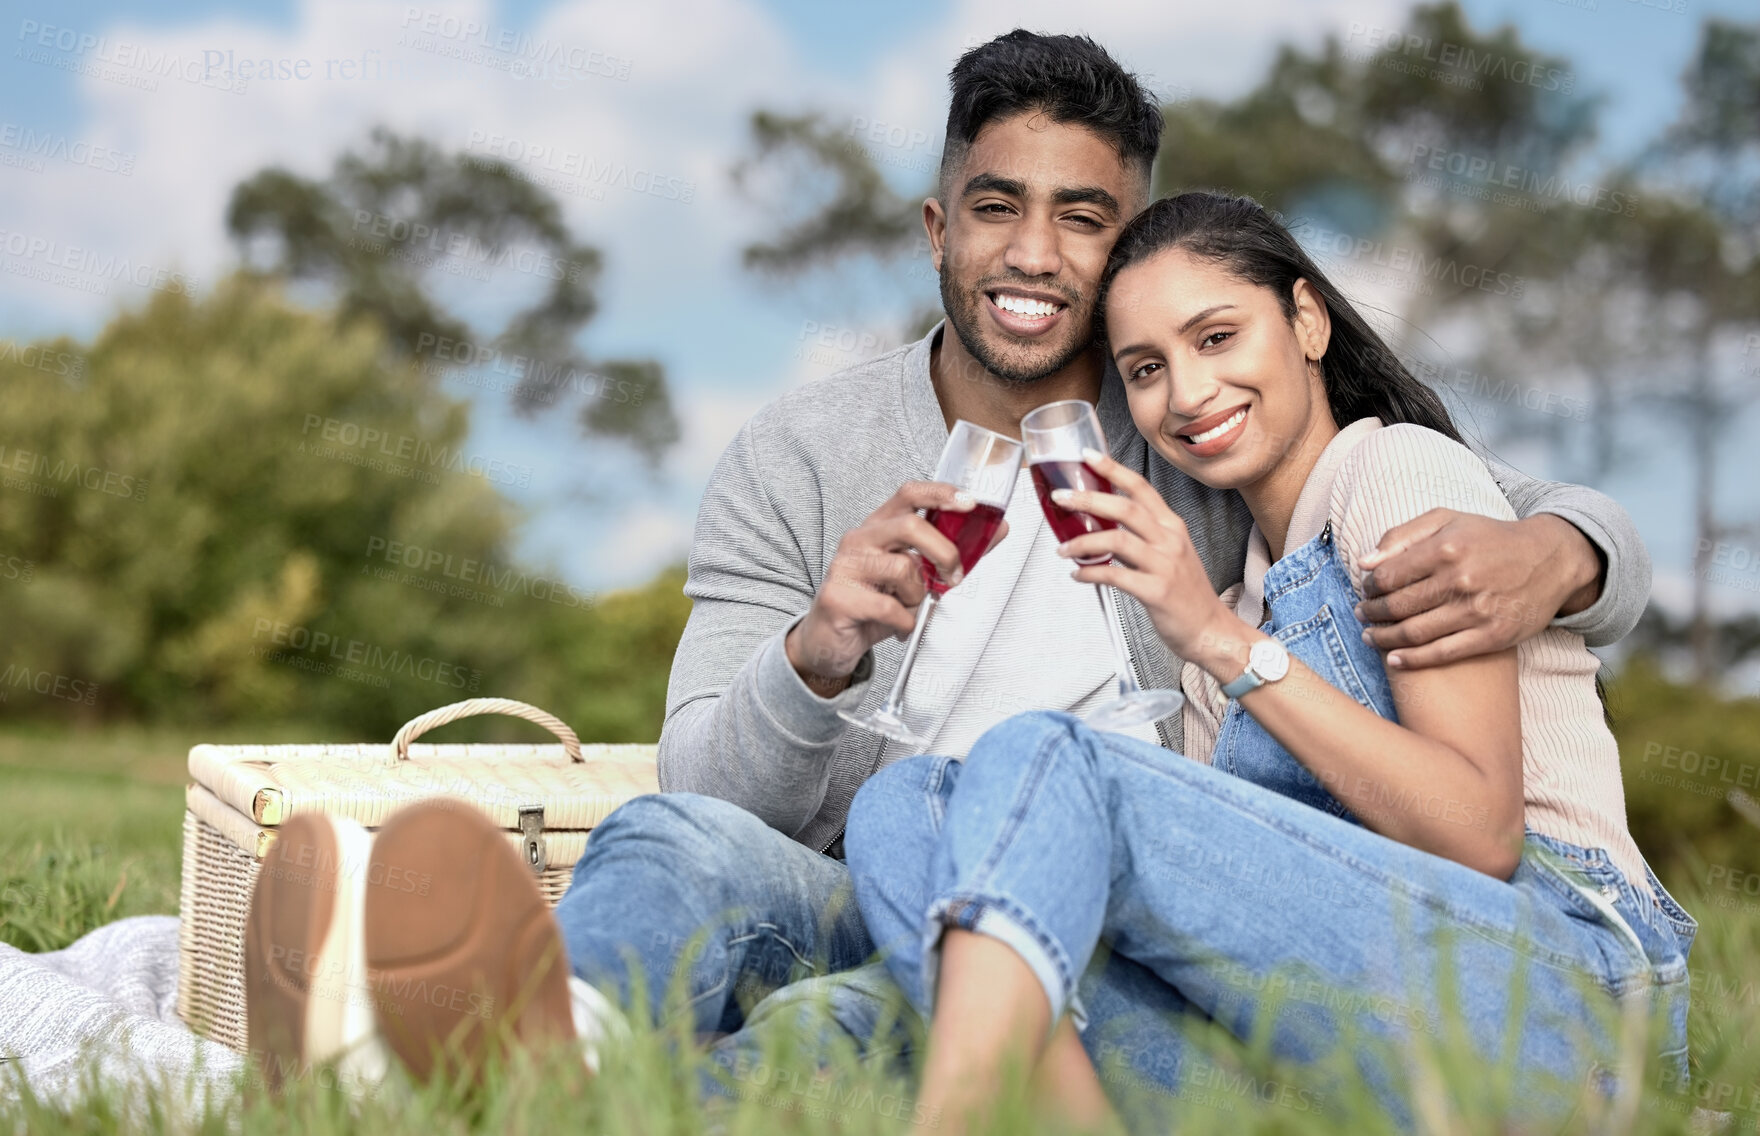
top-left (1094, 583), bottom-right (1142, 696)
top-left (875, 592), bottom-right (939, 717)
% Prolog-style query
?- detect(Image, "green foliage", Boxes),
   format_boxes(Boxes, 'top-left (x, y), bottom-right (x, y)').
top-left (1611, 656), bottom-right (1760, 881)
top-left (517, 566), bottom-right (692, 745)
top-left (0, 657), bottom-right (1755, 1130)
top-left (0, 278), bottom-right (690, 740)
top-left (1355, 2), bottom-right (1596, 165)
top-left (1153, 42), bottom-right (1393, 216)
top-left (1666, 19), bottom-right (1760, 178)
top-left (0, 830), bottom-right (178, 955)
top-left (0, 794), bottom-right (1754, 1134)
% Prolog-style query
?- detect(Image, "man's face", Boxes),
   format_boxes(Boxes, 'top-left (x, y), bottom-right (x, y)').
top-left (928, 111), bottom-right (1144, 385)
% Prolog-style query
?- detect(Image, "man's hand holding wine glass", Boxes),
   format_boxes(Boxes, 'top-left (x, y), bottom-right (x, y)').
top-left (785, 480), bottom-right (1010, 695)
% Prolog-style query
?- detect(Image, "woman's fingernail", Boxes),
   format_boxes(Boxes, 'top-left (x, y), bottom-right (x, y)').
top-left (953, 490), bottom-right (974, 509)
top-left (1353, 604), bottom-right (1365, 620)
top-left (1081, 447), bottom-right (1106, 466)
top-left (1050, 488), bottom-right (1073, 504)
top-left (1360, 629), bottom-right (1373, 645)
top-left (949, 567), bottom-right (964, 586)
top-left (1387, 653), bottom-right (1403, 669)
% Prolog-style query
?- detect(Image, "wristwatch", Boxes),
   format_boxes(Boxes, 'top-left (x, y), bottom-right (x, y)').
top-left (1221, 638), bottom-right (1290, 699)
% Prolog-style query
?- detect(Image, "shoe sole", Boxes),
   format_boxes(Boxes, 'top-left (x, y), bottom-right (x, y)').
top-left (363, 798), bottom-right (574, 1082)
top-left (245, 813), bottom-right (374, 1090)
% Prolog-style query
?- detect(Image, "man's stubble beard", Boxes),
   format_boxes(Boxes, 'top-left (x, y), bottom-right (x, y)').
top-left (938, 265), bottom-right (1095, 387)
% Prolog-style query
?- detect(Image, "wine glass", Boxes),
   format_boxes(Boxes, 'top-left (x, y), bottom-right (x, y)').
top-left (838, 420), bottom-right (1023, 748)
top-left (1021, 399), bottom-right (1184, 731)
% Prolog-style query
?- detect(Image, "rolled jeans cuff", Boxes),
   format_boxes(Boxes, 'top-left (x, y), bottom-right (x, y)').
top-left (922, 894), bottom-right (1076, 1027)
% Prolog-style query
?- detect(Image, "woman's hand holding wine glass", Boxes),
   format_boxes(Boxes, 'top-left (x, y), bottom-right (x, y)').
top-left (1052, 447), bottom-right (1243, 670)
top-left (1020, 400), bottom-right (1185, 730)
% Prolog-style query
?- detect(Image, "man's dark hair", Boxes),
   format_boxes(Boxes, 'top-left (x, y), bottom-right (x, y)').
top-left (940, 30), bottom-right (1163, 198)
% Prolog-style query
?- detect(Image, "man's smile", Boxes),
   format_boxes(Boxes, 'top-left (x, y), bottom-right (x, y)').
top-left (983, 287), bottom-right (1070, 339)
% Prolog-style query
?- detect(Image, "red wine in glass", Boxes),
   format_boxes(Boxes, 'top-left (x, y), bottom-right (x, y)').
top-left (1019, 399), bottom-right (1183, 732)
top-left (920, 502), bottom-right (1006, 596)
top-left (1029, 461), bottom-right (1116, 562)
top-left (838, 420), bottom-right (1024, 749)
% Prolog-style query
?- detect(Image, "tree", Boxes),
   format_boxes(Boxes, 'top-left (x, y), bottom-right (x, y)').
top-left (0, 278), bottom-right (690, 737)
top-left (1479, 19), bottom-right (1760, 682)
top-left (228, 128), bottom-right (679, 462)
top-left (1648, 19), bottom-right (1760, 682)
top-left (732, 111), bottom-right (921, 276)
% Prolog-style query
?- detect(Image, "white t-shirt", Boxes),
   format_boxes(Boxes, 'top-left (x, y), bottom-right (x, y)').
top-left (881, 467), bottom-right (1162, 764)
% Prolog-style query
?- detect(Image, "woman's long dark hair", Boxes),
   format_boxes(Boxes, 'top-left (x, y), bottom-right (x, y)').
top-left (1098, 192), bottom-right (1462, 443)
top-left (1100, 195), bottom-right (1622, 717)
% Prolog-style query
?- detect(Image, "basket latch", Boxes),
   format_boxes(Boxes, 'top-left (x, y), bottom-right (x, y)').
top-left (519, 805), bottom-right (547, 874)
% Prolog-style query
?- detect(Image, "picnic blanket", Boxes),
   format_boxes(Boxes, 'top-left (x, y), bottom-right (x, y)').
top-left (0, 916), bottom-right (240, 1114)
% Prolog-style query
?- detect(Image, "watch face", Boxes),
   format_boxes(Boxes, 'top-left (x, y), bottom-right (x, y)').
top-left (1250, 639), bottom-right (1290, 682)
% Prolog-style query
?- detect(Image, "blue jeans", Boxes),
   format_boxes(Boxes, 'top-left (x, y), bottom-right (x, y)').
top-left (846, 712), bottom-right (1697, 1125)
top-left (551, 792), bottom-right (907, 1069)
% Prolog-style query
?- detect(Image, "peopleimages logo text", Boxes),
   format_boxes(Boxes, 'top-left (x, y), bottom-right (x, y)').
top-left (250, 619), bottom-right (482, 691)
top-left (299, 415), bottom-right (532, 487)
top-left (0, 123), bottom-right (134, 174)
top-left (364, 537), bottom-right (592, 610)
top-left (0, 229), bottom-right (195, 294)
top-left (1293, 224), bottom-right (1524, 298)
top-left (0, 443), bottom-right (148, 500)
top-left (1346, 23), bottom-right (1575, 92)
top-left (1407, 145), bottom-right (1637, 217)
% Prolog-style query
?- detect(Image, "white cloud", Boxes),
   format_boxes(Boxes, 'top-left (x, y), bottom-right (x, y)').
top-left (0, 0), bottom-right (799, 331)
top-left (587, 507), bottom-right (692, 590)
top-left (1651, 567), bottom-right (1760, 621)
top-left (2, 0), bottom-right (1418, 354)
top-left (668, 386), bottom-right (765, 487)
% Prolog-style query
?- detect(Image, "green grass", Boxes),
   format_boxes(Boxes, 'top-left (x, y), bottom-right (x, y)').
top-left (1, 706), bottom-right (1757, 1134)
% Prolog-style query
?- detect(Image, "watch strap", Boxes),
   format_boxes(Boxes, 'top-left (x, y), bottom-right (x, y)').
top-left (1220, 666), bottom-right (1263, 699)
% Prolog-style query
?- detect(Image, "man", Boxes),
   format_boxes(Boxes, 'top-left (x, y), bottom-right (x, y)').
top-left (242, 29), bottom-right (1649, 1088)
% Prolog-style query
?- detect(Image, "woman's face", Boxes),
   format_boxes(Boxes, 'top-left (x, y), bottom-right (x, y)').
top-left (1106, 248), bottom-right (1334, 492)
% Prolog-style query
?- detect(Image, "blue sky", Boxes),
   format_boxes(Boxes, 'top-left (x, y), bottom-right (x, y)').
top-left (2, 0), bottom-right (1755, 624)
top-left (4, 0), bottom-right (1743, 159)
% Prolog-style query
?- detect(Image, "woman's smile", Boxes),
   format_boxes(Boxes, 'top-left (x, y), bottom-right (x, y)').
top-left (1176, 403), bottom-right (1251, 457)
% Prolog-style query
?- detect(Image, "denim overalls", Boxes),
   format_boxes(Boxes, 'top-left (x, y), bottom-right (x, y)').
top-left (1208, 522), bottom-right (1697, 1078)
top-left (1212, 522), bottom-right (1389, 820)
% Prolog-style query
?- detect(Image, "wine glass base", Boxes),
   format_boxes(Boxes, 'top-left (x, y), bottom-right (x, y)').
top-left (837, 706), bottom-right (927, 749)
top-left (1085, 688), bottom-right (1185, 733)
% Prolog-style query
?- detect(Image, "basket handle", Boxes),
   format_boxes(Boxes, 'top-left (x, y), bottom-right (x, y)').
top-left (390, 698), bottom-right (583, 763)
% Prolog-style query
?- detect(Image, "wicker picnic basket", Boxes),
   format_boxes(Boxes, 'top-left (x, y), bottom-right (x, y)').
top-left (175, 697), bottom-right (659, 1053)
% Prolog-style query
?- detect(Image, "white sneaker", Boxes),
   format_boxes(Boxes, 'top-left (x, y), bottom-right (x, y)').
top-left (244, 811), bottom-right (388, 1093)
top-left (244, 801), bottom-right (581, 1090)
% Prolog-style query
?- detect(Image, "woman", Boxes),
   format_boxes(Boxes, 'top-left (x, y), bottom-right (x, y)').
top-left (844, 192), bottom-right (1696, 1132)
